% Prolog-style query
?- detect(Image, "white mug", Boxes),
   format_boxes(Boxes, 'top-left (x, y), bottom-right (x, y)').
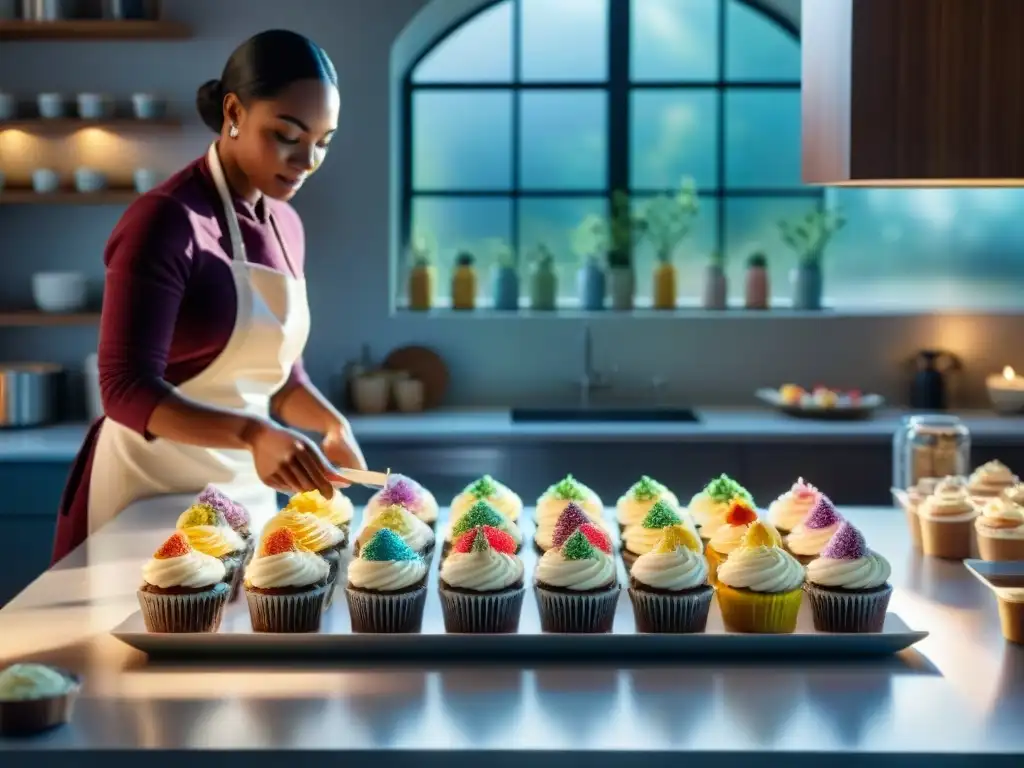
top-left (74, 168), bottom-right (108, 193)
top-left (37, 93), bottom-right (65, 119)
top-left (131, 92), bottom-right (164, 119)
top-left (32, 168), bottom-right (60, 193)
top-left (133, 168), bottom-right (161, 193)
top-left (352, 374), bottom-right (391, 414)
top-left (76, 92), bottom-right (111, 120)
top-left (0, 92), bottom-right (15, 121)
top-left (393, 378), bottom-right (425, 413)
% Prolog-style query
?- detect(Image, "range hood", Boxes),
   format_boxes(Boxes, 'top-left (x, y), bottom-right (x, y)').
top-left (802, 0), bottom-right (1024, 187)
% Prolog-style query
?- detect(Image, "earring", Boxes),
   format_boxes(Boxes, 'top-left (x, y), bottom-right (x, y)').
top-left (228, 123), bottom-right (239, 138)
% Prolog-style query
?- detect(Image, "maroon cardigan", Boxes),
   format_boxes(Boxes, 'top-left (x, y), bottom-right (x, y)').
top-left (52, 154), bottom-right (309, 563)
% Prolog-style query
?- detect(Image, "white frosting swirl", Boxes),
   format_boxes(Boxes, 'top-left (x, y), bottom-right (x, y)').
top-left (616, 490), bottom-right (680, 528)
top-left (451, 485), bottom-right (523, 523)
top-left (688, 493), bottom-right (730, 530)
top-left (918, 485), bottom-right (978, 522)
top-left (244, 550), bottom-right (329, 589)
top-left (717, 546), bottom-right (804, 593)
top-left (630, 547), bottom-right (708, 591)
top-left (356, 507), bottom-right (435, 553)
top-left (347, 557), bottom-right (427, 591)
top-left (785, 521), bottom-right (841, 557)
top-left (534, 549), bottom-right (617, 591)
top-left (708, 522), bottom-right (753, 555)
top-left (142, 550), bottom-right (226, 589)
top-left (969, 461), bottom-right (1018, 494)
top-left (975, 497), bottom-right (1024, 539)
top-left (0, 664), bottom-right (74, 701)
top-left (806, 551), bottom-right (891, 589)
top-left (1004, 483), bottom-right (1024, 505)
top-left (440, 549), bottom-right (524, 591)
top-left (768, 492), bottom-right (817, 532)
top-left (624, 516), bottom-right (699, 555)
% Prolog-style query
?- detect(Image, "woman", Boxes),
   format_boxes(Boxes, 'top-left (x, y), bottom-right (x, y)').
top-left (52, 30), bottom-right (366, 563)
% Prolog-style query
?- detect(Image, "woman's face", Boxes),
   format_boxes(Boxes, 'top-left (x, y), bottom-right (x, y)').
top-left (229, 78), bottom-right (340, 201)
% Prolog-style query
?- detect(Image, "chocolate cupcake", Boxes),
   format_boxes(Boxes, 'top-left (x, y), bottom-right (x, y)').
top-left (628, 525), bottom-right (714, 633)
top-left (444, 500), bottom-right (522, 558)
top-left (176, 502), bottom-right (248, 600)
top-left (439, 525), bottom-right (525, 633)
top-left (784, 495), bottom-right (843, 565)
top-left (345, 529), bottom-right (429, 633)
top-left (687, 474), bottom-right (753, 543)
top-left (137, 532), bottom-right (230, 633)
top-left (244, 528), bottom-right (331, 633)
top-left (366, 474), bottom-right (439, 530)
top-left (356, 502), bottom-right (436, 560)
top-left (262, 509), bottom-right (346, 584)
top-left (0, 663), bottom-right (80, 736)
top-left (535, 523), bottom-right (620, 633)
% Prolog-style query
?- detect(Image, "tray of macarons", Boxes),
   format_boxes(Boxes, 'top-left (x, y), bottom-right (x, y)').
top-left (757, 384), bottom-right (884, 420)
top-left (111, 474), bottom-right (927, 660)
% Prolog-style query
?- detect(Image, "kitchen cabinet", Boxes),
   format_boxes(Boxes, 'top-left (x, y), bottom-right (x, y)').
top-left (0, 462), bottom-right (64, 606)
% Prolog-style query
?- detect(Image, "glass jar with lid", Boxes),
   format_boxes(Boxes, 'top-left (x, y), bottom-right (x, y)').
top-left (892, 414), bottom-right (971, 492)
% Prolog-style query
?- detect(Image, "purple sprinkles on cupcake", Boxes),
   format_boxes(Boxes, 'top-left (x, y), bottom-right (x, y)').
top-left (803, 495), bottom-right (841, 529)
top-left (198, 485), bottom-right (250, 535)
top-left (820, 521), bottom-right (866, 560)
top-left (379, 478), bottom-right (420, 508)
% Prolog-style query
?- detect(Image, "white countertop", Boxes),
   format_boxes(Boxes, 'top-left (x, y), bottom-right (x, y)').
top-left (0, 496), bottom-right (1022, 764)
top-left (1, 408), bottom-right (1023, 462)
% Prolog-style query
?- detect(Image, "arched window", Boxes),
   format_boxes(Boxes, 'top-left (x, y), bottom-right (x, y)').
top-left (399, 0), bottom-right (1024, 310)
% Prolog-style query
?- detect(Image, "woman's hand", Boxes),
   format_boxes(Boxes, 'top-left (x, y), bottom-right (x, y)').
top-left (321, 419), bottom-right (367, 486)
top-left (242, 419), bottom-right (338, 497)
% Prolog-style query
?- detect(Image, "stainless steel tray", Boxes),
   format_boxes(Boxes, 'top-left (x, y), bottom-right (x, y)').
top-left (112, 514), bottom-right (927, 660)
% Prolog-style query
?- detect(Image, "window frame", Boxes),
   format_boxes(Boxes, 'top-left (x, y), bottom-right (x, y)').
top-left (399, 0), bottom-right (824, 296)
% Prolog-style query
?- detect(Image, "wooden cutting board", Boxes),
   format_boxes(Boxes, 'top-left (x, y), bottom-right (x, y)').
top-left (381, 345), bottom-right (448, 409)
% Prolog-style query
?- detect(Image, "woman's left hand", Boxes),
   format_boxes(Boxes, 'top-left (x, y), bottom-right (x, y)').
top-left (321, 419), bottom-right (367, 486)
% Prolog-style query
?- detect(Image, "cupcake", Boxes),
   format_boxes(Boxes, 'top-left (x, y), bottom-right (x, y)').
top-left (917, 476), bottom-right (979, 559)
top-left (345, 529), bottom-right (429, 633)
top-left (688, 474), bottom-right (754, 543)
top-left (263, 508), bottom-right (347, 583)
top-left (196, 485), bottom-right (254, 564)
top-left (716, 521), bottom-right (805, 634)
top-left (621, 501), bottom-right (699, 568)
top-left (450, 475), bottom-right (523, 523)
top-left (900, 477), bottom-right (943, 550)
top-left (244, 528), bottom-right (331, 632)
top-left (616, 475), bottom-right (680, 531)
top-left (1004, 483), bottom-right (1024, 505)
top-left (785, 495), bottom-right (843, 565)
top-left (445, 500), bottom-right (522, 556)
top-left (0, 663), bottom-right (80, 736)
top-left (805, 522), bottom-right (893, 632)
top-left (974, 496), bottom-right (1024, 561)
top-left (365, 474), bottom-right (439, 529)
top-left (356, 503), bottom-right (435, 559)
top-left (968, 460), bottom-right (1019, 499)
top-left (706, 499), bottom-right (779, 583)
top-left (534, 523), bottom-right (620, 633)
top-left (767, 478), bottom-right (820, 535)
top-left (175, 503), bottom-right (246, 599)
top-left (285, 488), bottom-right (353, 545)
top-left (137, 531), bottom-right (230, 633)
top-left (535, 474), bottom-right (604, 525)
top-left (439, 525), bottom-right (526, 633)
top-left (628, 525), bottom-right (714, 634)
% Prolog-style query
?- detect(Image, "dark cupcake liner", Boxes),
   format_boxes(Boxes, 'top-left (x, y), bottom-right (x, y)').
top-left (535, 584), bottom-right (621, 633)
top-left (246, 584), bottom-right (330, 633)
top-left (0, 671), bottom-right (80, 737)
top-left (137, 585), bottom-right (229, 633)
top-left (438, 586), bottom-right (526, 633)
top-left (345, 585), bottom-right (428, 633)
top-left (628, 585), bottom-right (714, 633)
top-left (804, 583), bottom-right (893, 633)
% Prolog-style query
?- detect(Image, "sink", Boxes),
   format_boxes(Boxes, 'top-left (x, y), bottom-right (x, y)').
top-left (511, 406), bottom-right (700, 423)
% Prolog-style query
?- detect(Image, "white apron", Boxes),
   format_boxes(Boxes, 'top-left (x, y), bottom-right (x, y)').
top-left (87, 143), bottom-right (311, 536)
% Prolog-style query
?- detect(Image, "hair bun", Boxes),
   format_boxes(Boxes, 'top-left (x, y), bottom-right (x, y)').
top-left (196, 78), bottom-right (225, 133)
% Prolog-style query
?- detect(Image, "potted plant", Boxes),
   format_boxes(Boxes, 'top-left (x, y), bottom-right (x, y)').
top-left (606, 190), bottom-right (645, 310)
top-left (490, 241), bottom-right (519, 311)
top-left (528, 244), bottom-right (558, 310)
top-left (451, 250), bottom-right (477, 310)
top-left (406, 232), bottom-right (435, 311)
top-left (702, 250), bottom-right (727, 310)
top-left (744, 251), bottom-right (769, 310)
top-left (572, 214), bottom-right (607, 311)
top-left (778, 202), bottom-right (846, 310)
top-left (642, 178), bottom-right (699, 310)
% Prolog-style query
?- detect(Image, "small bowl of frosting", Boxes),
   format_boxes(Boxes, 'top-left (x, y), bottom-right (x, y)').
top-left (0, 663), bottom-right (80, 736)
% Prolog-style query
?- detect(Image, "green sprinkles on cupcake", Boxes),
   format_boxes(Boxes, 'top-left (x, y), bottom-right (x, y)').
top-left (641, 501), bottom-right (682, 529)
top-left (467, 475), bottom-right (498, 499)
top-left (552, 475), bottom-right (585, 501)
top-left (360, 528), bottom-right (420, 562)
top-left (704, 474), bottom-right (753, 504)
top-left (630, 476), bottom-right (664, 502)
top-left (561, 529), bottom-right (597, 560)
top-left (451, 500), bottom-right (506, 536)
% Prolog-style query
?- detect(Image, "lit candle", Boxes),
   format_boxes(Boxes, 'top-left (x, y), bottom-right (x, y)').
top-left (987, 366), bottom-right (1024, 413)
top-left (995, 366), bottom-right (1024, 391)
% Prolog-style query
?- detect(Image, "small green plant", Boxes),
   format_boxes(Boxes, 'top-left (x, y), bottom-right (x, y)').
top-left (607, 190), bottom-right (645, 269)
top-left (454, 251), bottom-right (475, 268)
top-left (409, 231), bottom-right (435, 267)
top-left (747, 251), bottom-right (767, 269)
top-left (778, 202), bottom-right (846, 266)
top-left (642, 177), bottom-right (700, 264)
top-left (571, 214), bottom-right (608, 264)
top-left (531, 243), bottom-right (555, 269)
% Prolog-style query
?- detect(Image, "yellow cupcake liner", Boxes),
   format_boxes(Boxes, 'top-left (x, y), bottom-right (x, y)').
top-left (716, 584), bottom-right (803, 634)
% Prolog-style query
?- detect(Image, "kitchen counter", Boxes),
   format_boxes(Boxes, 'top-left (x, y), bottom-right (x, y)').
top-left (2, 408), bottom-right (1023, 461)
top-left (0, 497), bottom-right (1022, 765)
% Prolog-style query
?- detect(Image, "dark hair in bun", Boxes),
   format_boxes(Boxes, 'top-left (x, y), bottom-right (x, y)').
top-left (194, 29), bottom-right (337, 134)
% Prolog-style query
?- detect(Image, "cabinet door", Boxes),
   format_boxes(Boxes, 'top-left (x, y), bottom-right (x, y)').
top-left (0, 462), bottom-right (66, 607)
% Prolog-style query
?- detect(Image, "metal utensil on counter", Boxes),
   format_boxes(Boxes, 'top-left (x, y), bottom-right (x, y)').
top-left (892, 414), bottom-right (971, 493)
top-left (333, 467), bottom-right (390, 489)
top-left (0, 363), bottom-right (62, 427)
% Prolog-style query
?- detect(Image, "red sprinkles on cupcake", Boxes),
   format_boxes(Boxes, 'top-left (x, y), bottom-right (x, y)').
top-left (578, 522), bottom-right (612, 554)
top-left (261, 528), bottom-right (298, 557)
top-left (154, 531), bottom-right (191, 559)
top-left (725, 499), bottom-right (758, 526)
top-left (452, 525), bottom-right (517, 555)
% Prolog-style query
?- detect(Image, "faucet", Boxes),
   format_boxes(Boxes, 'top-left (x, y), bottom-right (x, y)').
top-left (579, 323), bottom-right (611, 405)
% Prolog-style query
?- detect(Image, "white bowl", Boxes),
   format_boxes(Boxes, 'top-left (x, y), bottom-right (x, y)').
top-left (74, 168), bottom-right (107, 193)
top-left (31, 168), bottom-right (60, 194)
top-left (37, 93), bottom-right (65, 119)
top-left (76, 92), bottom-right (112, 120)
top-left (32, 272), bottom-right (88, 313)
top-left (133, 168), bottom-right (162, 193)
top-left (131, 93), bottom-right (165, 120)
top-left (987, 380), bottom-right (1024, 414)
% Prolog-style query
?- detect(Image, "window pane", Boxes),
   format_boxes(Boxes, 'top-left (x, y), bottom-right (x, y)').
top-left (725, 0), bottom-right (800, 81)
top-left (409, 197), bottom-right (514, 299)
top-left (520, 0), bottom-right (609, 82)
top-left (724, 89), bottom-right (802, 189)
top-left (412, 91), bottom-right (512, 190)
top-left (520, 91), bottom-right (607, 190)
top-left (630, 0), bottom-right (719, 81)
top-left (412, 1), bottom-right (514, 83)
top-left (827, 188), bottom-right (1024, 309)
top-left (632, 195), bottom-right (719, 305)
top-left (630, 89), bottom-right (718, 190)
top-left (723, 196), bottom-right (825, 305)
top-left (519, 196), bottom-right (607, 298)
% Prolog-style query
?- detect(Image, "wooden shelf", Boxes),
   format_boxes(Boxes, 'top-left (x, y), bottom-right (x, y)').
top-left (0, 118), bottom-right (179, 132)
top-left (0, 188), bottom-right (138, 205)
top-left (0, 311), bottom-right (100, 327)
top-left (0, 19), bottom-right (190, 41)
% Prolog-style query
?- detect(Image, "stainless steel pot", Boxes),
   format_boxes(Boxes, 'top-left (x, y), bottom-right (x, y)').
top-left (0, 363), bottom-right (61, 427)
